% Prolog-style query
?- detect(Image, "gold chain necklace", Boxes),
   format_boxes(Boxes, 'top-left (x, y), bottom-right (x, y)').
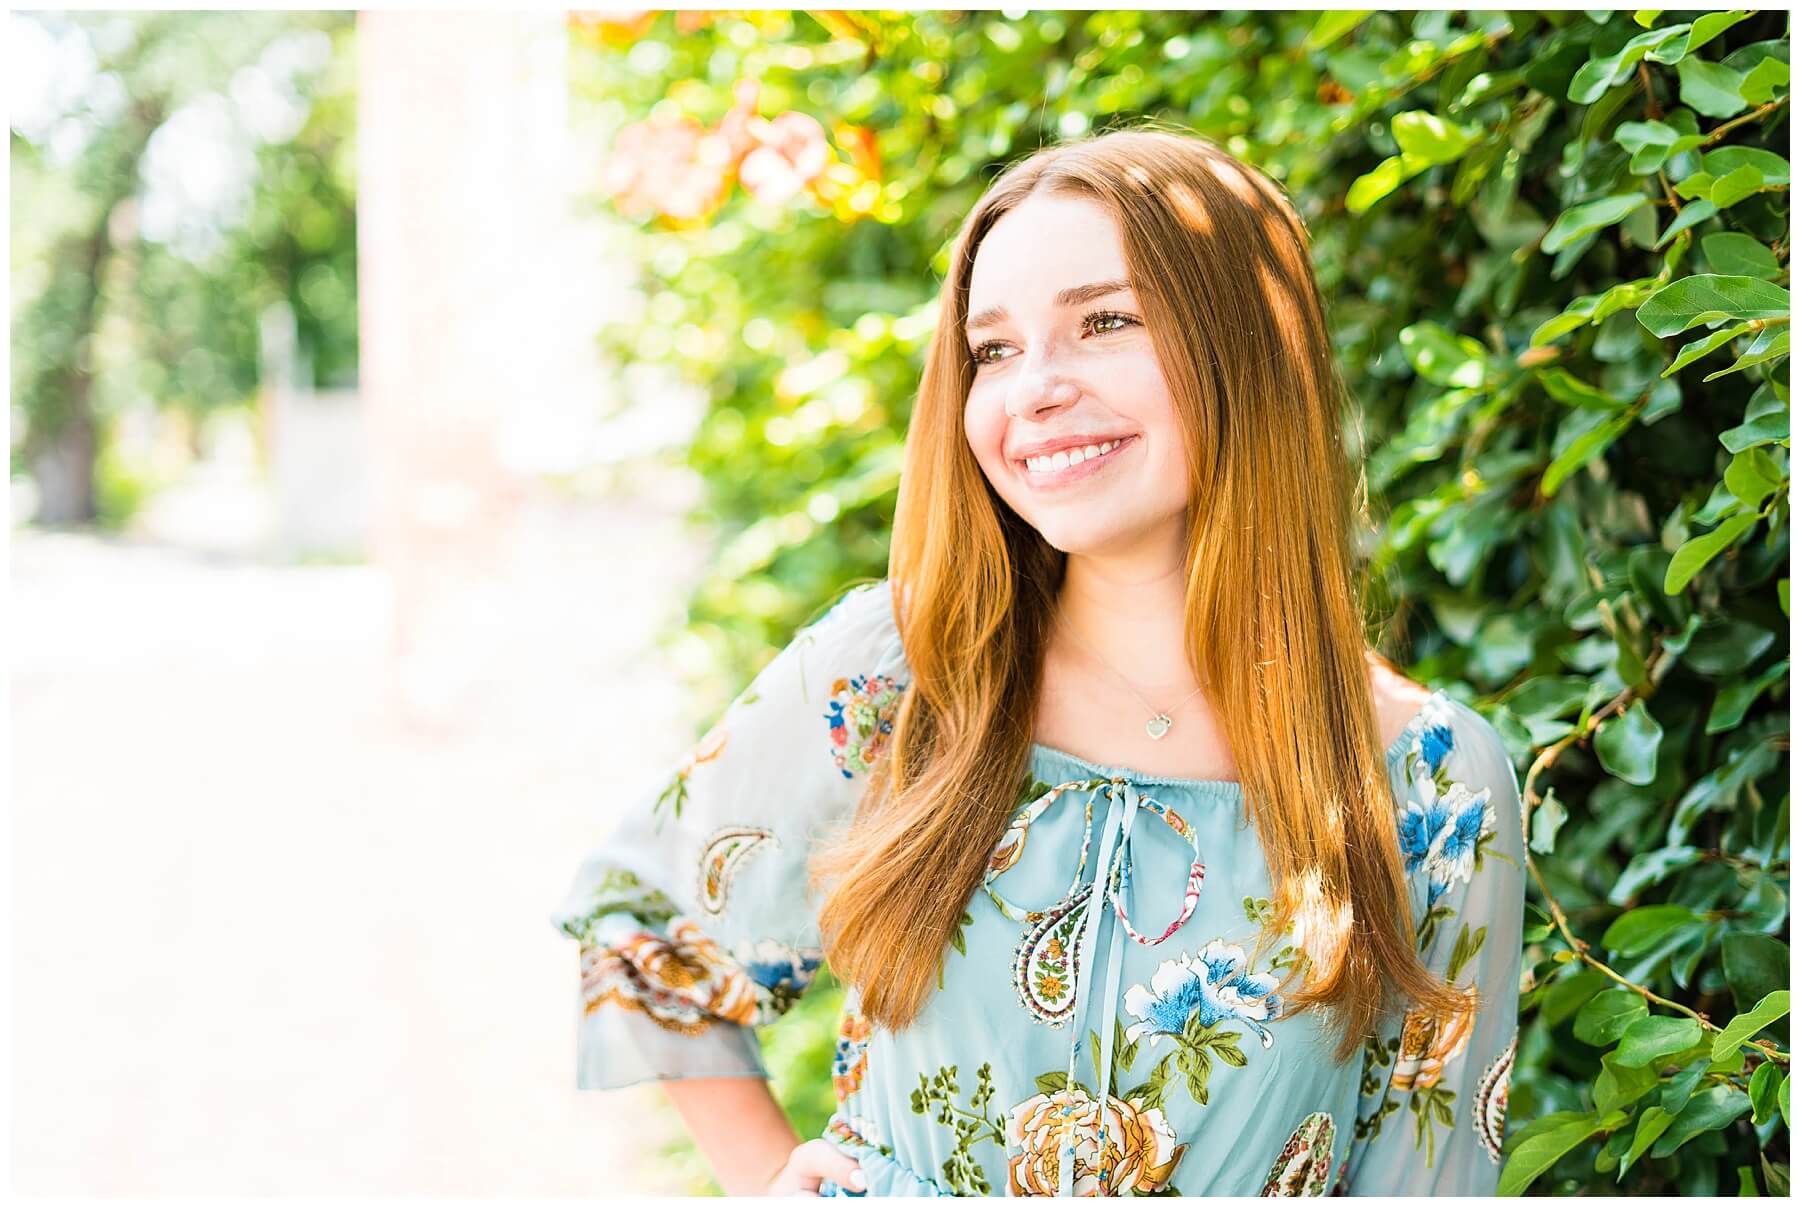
top-left (1055, 610), bottom-right (1203, 741)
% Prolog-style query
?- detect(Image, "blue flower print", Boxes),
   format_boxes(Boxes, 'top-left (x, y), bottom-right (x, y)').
top-left (736, 939), bottom-right (823, 1022)
top-left (1123, 940), bottom-right (1284, 1050)
top-left (1398, 776), bottom-right (1496, 908)
top-left (1408, 695), bottom-right (1458, 777)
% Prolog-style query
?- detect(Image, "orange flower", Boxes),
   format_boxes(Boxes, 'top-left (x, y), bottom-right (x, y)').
top-left (1005, 1086), bottom-right (1186, 1196)
top-left (602, 115), bottom-right (735, 223)
top-left (1391, 987), bottom-right (1477, 1091)
top-left (739, 111), bottom-right (832, 205)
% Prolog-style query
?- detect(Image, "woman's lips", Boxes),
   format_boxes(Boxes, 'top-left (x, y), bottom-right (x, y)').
top-left (1017, 435), bottom-right (1138, 489)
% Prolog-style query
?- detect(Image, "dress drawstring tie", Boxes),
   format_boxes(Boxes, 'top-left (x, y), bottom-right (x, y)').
top-left (983, 777), bottom-right (1206, 1196)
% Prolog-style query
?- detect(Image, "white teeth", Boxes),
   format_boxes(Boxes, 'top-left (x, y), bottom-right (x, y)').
top-left (1023, 438), bottom-right (1125, 474)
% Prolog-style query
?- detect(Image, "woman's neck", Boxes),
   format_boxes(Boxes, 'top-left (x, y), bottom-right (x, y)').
top-left (1055, 546), bottom-right (1197, 700)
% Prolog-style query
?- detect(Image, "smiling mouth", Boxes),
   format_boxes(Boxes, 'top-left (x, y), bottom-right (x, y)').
top-left (1016, 435), bottom-right (1137, 485)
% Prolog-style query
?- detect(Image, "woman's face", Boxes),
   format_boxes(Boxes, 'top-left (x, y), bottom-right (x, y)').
top-left (961, 194), bottom-right (1191, 561)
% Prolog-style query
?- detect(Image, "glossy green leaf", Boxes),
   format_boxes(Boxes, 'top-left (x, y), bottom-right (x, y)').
top-left (1637, 276), bottom-right (1792, 337)
top-left (1543, 193), bottom-right (1650, 254)
top-left (1703, 146), bottom-right (1790, 188)
top-left (1653, 197), bottom-right (1721, 249)
top-left (1542, 407), bottom-right (1636, 497)
top-left (1701, 233), bottom-right (1781, 279)
top-left (1621, 1106), bottom-right (1674, 1175)
top-left (1722, 933), bottom-right (1791, 1012)
top-left (1712, 990), bottom-right (1790, 1061)
top-left (1750, 1060), bottom-right (1782, 1125)
top-left (1711, 163), bottom-right (1767, 209)
top-left (1643, 9), bottom-right (1753, 65)
top-left (1740, 54), bottom-right (1790, 104)
top-left (1651, 1085), bottom-right (1752, 1156)
top-left (1392, 110), bottom-right (1481, 165)
top-left (1604, 904), bottom-right (1701, 957)
top-left (1665, 321), bottom-right (1755, 376)
top-left (1399, 321), bottom-right (1488, 387)
top-left (1665, 513), bottom-right (1759, 592)
top-left (1719, 389), bottom-right (1790, 451)
top-left (1724, 447), bottom-right (1784, 507)
top-left (1575, 988), bottom-right (1651, 1044)
top-left (1594, 1051), bottom-right (1659, 1112)
top-left (1537, 367), bottom-right (1629, 409)
top-left (1568, 22), bottom-right (1692, 103)
top-left (1305, 10), bottom-right (1372, 48)
top-left (1678, 56), bottom-right (1751, 118)
top-left (1541, 968), bottom-right (1609, 1025)
top-left (1704, 327), bottom-right (1789, 382)
top-left (1499, 1112), bottom-right (1608, 1195)
top-left (1614, 1014), bottom-right (1705, 1067)
top-left (1594, 699), bottom-right (1663, 785)
top-left (1346, 154), bottom-right (1411, 213)
top-left (1683, 618), bottom-right (1777, 675)
top-left (1609, 845), bottom-right (1703, 904)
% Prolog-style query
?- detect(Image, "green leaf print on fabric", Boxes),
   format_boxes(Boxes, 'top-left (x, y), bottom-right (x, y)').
top-left (557, 867), bottom-right (678, 943)
top-left (935, 907), bottom-right (976, 990)
top-left (1359, 923), bottom-right (1486, 1167)
top-left (909, 1062), bottom-right (1004, 1195)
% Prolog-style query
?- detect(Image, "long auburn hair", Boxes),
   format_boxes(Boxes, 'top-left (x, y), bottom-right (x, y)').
top-left (808, 125), bottom-right (1466, 1060)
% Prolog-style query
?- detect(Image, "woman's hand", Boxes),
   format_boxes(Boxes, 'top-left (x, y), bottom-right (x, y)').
top-left (763, 1139), bottom-right (868, 1196)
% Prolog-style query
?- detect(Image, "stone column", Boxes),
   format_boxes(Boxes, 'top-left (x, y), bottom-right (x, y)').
top-left (356, 10), bottom-right (567, 732)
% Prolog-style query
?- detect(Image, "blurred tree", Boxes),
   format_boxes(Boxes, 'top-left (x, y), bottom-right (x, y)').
top-left (10, 10), bottom-right (357, 525)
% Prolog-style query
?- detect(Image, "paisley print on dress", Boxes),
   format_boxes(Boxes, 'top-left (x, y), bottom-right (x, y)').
top-left (822, 672), bottom-right (905, 779)
top-left (696, 824), bottom-right (777, 915)
top-left (1012, 883), bottom-right (1092, 1025)
top-left (1473, 1037), bottom-right (1515, 1162)
top-left (1260, 1111), bottom-right (1337, 1196)
top-left (578, 916), bottom-right (756, 1034)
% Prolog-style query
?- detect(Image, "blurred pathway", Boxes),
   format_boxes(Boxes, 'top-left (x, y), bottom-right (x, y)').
top-left (11, 478), bottom-right (716, 1195)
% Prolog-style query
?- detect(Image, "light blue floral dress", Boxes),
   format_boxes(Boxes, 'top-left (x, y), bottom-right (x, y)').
top-left (550, 580), bottom-right (1526, 1196)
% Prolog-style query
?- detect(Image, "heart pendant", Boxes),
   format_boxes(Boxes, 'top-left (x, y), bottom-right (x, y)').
top-left (1145, 714), bottom-right (1172, 740)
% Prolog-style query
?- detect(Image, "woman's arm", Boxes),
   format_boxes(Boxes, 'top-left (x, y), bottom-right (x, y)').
top-left (662, 1077), bottom-right (864, 1195)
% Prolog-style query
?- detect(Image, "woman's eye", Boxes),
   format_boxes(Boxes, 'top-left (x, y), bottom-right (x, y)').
top-left (967, 310), bottom-right (1138, 367)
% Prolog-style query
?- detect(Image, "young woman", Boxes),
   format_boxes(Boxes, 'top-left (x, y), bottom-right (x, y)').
top-left (552, 127), bottom-right (1526, 1197)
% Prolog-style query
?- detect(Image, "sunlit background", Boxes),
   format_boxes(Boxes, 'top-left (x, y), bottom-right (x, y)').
top-left (11, 8), bottom-right (724, 1195)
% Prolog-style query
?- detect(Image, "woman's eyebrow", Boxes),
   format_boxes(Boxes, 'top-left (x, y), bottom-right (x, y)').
top-left (964, 278), bottom-right (1134, 332)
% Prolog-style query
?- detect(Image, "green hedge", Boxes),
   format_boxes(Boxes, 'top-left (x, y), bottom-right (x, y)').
top-left (572, 9), bottom-right (1790, 1194)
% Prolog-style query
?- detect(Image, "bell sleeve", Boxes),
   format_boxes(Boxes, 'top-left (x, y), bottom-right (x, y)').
top-left (1339, 694), bottom-right (1527, 1195)
top-left (548, 579), bottom-right (908, 1091)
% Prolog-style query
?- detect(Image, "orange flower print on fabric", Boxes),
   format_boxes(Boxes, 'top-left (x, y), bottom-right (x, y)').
top-left (833, 1007), bottom-right (873, 1101)
top-left (579, 916), bottom-right (756, 1035)
top-left (823, 673), bottom-right (904, 779)
top-left (1005, 1085), bottom-right (1187, 1196)
top-left (1260, 1111), bottom-right (1336, 1196)
top-left (1390, 988), bottom-right (1477, 1092)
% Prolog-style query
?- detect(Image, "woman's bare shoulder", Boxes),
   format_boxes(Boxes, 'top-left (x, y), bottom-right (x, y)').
top-left (1365, 650), bottom-right (1435, 752)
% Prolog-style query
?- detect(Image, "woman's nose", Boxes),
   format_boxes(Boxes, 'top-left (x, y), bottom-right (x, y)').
top-left (1005, 372), bottom-right (1081, 421)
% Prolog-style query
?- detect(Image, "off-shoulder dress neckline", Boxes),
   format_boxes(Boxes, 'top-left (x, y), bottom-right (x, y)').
top-left (1028, 686), bottom-right (1452, 791)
